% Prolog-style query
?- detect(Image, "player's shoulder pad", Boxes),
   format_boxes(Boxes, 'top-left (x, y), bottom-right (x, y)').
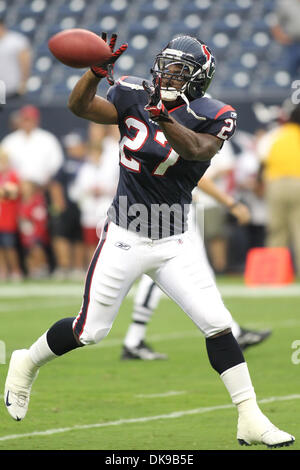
top-left (106, 75), bottom-right (147, 110)
top-left (115, 75), bottom-right (146, 91)
top-left (190, 96), bottom-right (237, 121)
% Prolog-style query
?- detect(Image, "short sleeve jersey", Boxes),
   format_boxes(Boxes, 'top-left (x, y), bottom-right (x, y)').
top-left (106, 76), bottom-right (237, 238)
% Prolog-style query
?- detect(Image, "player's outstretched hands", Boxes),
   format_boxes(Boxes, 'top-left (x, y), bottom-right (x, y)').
top-left (143, 77), bottom-right (172, 122)
top-left (91, 32), bottom-right (128, 85)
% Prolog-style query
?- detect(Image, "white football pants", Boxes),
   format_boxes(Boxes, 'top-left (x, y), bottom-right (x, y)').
top-left (131, 202), bottom-right (241, 339)
top-left (73, 220), bottom-right (233, 345)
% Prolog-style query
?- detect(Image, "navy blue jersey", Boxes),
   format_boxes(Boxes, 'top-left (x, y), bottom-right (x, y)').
top-left (106, 76), bottom-right (237, 239)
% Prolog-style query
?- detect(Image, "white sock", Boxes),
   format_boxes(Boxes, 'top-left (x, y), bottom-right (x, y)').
top-left (29, 332), bottom-right (58, 367)
top-left (237, 396), bottom-right (266, 418)
top-left (220, 362), bottom-right (256, 405)
top-left (124, 322), bottom-right (147, 348)
top-left (220, 363), bottom-right (275, 433)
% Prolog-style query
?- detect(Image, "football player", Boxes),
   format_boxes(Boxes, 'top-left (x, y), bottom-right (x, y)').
top-left (4, 33), bottom-right (294, 448)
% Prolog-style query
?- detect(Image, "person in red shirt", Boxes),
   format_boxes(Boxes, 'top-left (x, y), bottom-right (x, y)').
top-left (18, 180), bottom-right (50, 278)
top-left (0, 147), bottom-right (23, 281)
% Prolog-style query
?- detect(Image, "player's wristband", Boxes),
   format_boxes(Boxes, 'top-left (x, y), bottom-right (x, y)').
top-left (90, 63), bottom-right (114, 85)
top-left (90, 67), bottom-right (105, 79)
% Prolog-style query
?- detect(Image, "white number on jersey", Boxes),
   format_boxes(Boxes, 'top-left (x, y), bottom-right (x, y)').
top-left (152, 130), bottom-right (180, 176)
top-left (217, 118), bottom-right (235, 140)
top-left (120, 118), bottom-right (180, 176)
top-left (120, 117), bottom-right (148, 172)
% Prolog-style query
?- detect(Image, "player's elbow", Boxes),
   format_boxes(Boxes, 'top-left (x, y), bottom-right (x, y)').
top-left (181, 140), bottom-right (219, 162)
top-left (67, 94), bottom-right (82, 116)
top-left (67, 88), bottom-right (91, 117)
top-left (178, 132), bottom-right (222, 161)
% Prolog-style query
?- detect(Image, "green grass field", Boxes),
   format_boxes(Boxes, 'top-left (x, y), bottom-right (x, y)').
top-left (0, 277), bottom-right (299, 451)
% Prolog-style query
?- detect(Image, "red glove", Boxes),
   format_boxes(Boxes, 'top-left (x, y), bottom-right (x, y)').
top-left (142, 77), bottom-right (172, 122)
top-left (91, 32), bottom-right (128, 85)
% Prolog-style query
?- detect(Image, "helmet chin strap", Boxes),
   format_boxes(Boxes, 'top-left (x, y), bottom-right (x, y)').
top-left (160, 85), bottom-right (206, 121)
top-left (179, 92), bottom-right (207, 121)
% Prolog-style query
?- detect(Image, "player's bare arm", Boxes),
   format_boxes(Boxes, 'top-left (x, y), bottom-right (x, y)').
top-left (197, 176), bottom-right (251, 225)
top-left (143, 59), bottom-right (225, 161)
top-left (158, 117), bottom-right (222, 161)
top-left (68, 70), bottom-right (118, 124)
top-left (142, 79), bottom-right (223, 161)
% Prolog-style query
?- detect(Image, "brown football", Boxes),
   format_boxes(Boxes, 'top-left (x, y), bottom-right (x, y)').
top-left (48, 28), bottom-right (112, 68)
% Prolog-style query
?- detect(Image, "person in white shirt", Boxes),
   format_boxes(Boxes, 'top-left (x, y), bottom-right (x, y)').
top-left (1, 105), bottom-right (64, 188)
top-left (70, 125), bottom-right (119, 262)
top-left (193, 139), bottom-right (236, 273)
top-left (0, 17), bottom-right (32, 100)
top-left (234, 130), bottom-right (267, 250)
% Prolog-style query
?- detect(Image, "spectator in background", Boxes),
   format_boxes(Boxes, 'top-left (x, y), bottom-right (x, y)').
top-left (8, 109), bottom-right (22, 131)
top-left (48, 131), bottom-right (87, 280)
top-left (271, 0), bottom-right (300, 78)
top-left (2, 105), bottom-right (65, 274)
top-left (87, 120), bottom-right (108, 150)
top-left (71, 124), bottom-right (119, 262)
top-left (0, 17), bottom-right (32, 101)
top-left (18, 180), bottom-right (49, 279)
top-left (233, 130), bottom-right (267, 250)
top-left (1, 105), bottom-right (64, 188)
top-left (259, 103), bottom-right (300, 276)
top-left (0, 146), bottom-right (22, 281)
top-left (193, 139), bottom-right (235, 274)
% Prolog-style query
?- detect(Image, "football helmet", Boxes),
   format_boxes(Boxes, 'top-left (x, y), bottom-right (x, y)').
top-left (151, 35), bottom-right (216, 102)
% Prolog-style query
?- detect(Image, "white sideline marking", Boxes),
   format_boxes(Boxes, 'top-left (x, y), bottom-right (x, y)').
top-left (135, 391), bottom-right (186, 399)
top-left (0, 394), bottom-right (299, 443)
top-left (0, 283), bottom-right (300, 298)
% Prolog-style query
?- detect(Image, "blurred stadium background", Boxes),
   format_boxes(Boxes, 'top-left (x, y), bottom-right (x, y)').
top-left (0, 0), bottom-right (294, 137)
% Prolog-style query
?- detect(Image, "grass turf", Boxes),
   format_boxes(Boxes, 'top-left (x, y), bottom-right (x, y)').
top-left (0, 278), bottom-right (299, 451)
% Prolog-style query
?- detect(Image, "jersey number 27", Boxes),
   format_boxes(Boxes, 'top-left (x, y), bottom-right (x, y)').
top-left (120, 117), bottom-right (179, 176)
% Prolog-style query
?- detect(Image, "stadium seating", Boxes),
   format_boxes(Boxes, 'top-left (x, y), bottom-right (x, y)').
top-left (3, 0), bottom-right (293, 104)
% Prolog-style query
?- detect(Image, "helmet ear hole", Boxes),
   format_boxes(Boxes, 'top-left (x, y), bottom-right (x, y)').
top-left (187, 81), bottom-right (205, 99)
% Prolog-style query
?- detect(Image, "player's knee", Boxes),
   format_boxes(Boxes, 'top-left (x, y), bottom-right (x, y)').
top-left (94, 327), bottom-right (111, 343)
top-left (208, 327), bottom-right (232, 339)
top-left (203, 306), bottom-right (233, 338)
top-left (204, 320), bottom-right (233, 339)
top-left (79, 326), bottom-right (111, 345)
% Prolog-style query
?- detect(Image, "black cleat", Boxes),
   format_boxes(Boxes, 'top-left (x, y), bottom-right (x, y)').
top-left (237, 328), bottom-right (272, 351)
top-left (121, 341), bottom-right (168, 360)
